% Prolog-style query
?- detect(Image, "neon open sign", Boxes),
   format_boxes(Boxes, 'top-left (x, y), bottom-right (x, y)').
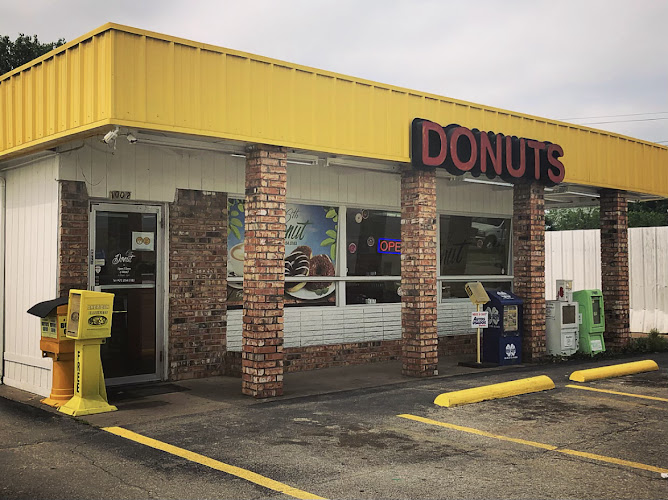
top-left (378, 238), bottom-right (401, 254)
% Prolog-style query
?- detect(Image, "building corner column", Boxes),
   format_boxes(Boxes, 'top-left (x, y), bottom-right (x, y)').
top-left (242, 144), bottom-right (287, 398)
top-left (599, 189), bottom-right (630, 349)
top-left (58, 180), bottom-right (89, 297)
top-left (400, 166), bottom-right (438, 377)
top-left (512, 182), bottom-right (546, 361)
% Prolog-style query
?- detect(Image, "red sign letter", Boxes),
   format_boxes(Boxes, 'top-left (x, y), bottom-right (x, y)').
top-left (547, 144), bottom-right (565, 184)
top-left (421, 121), bottom-right (447, 167)
top-left (450, 126), bottom-right (478, 172)
top-left (526, 140), bottom-right (546, 180)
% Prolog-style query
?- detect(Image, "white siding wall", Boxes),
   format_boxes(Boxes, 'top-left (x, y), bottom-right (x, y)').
top-left (58, 139), bottom-right (246, 201)
top-left (2, 157), bottom-right (59, 396)
top-left (545, 228), bottom-right (668, 333)
top-left (437, 180), bottom-right (513, 216)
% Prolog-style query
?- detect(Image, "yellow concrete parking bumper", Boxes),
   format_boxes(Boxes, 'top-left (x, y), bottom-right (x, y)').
top-left (569, 360), bottom-right (659, 382)
top-left (434, 375), bottom-right (555, 407)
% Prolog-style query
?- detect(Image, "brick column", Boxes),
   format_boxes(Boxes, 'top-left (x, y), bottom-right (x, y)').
top-left (58, 180), bottom-right (89, 297)
top-left (513, 182), bottom-right (546, 361)
top-left (169, 189), bottom-right (228, 380)
top-left (400, 166), bottom-right (438, 377)
top-left (242, 145), bottom-right (287, 398)
top-left (599, 189), bottom-right (630, 349)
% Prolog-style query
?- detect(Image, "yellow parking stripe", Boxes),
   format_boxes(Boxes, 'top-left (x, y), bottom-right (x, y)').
top-left (103, 426), bottom-right (326, 500)
top-left (565, 384), bottom-right (668, 402)
top-left (398, 414), bottom-right (557, 450)
top-left (398, 414), bottom-right (668, 474)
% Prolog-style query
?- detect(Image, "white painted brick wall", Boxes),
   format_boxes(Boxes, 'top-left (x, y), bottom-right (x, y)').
top-left (227, 300), bottom-right (476, 351)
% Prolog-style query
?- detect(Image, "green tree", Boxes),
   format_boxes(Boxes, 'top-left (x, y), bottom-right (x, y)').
top-left (546, 207), bottom-right (600, 231)
top-left (628, 199), bottom-right (668, 227)
top-left (0, 34), bottom-right (65, 75)
top-left (546, 200), bottom-right (668, 231)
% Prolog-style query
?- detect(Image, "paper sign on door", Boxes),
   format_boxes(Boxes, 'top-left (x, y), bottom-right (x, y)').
top-left (132, 232), bottom-right (155, 251)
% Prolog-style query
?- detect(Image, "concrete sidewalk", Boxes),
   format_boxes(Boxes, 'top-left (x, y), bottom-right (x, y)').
top-left (2, 351), bottom-right (665, 430)
top-left (0, 353), bottom-right (525, 427)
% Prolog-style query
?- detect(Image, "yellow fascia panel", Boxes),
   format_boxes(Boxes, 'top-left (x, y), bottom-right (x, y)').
top-left (108, 25), bottom-right (668, 197)
top-left (2, 23), bottom-right (667, 199)
top-left (0, 27), bottom-right (113, 157)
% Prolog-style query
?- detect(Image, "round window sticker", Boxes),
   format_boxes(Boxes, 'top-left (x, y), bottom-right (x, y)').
top-left (367, 236), bottom-right (375, 247)
top-left (362, 209), bottom-right (369, 219)
top-left (348, 243), bottom-right (357, 254)
top-left (397, 286), bottom-right (404, 297)
top-left (355, 212), bottom-right (363, 223)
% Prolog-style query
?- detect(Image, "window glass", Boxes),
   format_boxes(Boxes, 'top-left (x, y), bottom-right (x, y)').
top-left (227, 199), bottom-right (338, 308)
top-left (346, 209), bottom-right (401, 277)
top-left (442, 281), bottom-right (512, 300)
top-left (440, 215), bottom-right (510, 276)
top-left (346, 281), bottom-right (401, 305)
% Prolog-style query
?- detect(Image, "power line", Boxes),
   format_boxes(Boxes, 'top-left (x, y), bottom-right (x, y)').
top-left (559, 111), bottom-right (668, 120)
top-left (578, 117), bottom-right (668, 126)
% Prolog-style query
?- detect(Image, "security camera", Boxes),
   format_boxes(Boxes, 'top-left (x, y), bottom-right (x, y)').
top-left (126, 133), bottom-right (138, 144)
top-left (103, 127), bottom-right (119, 145)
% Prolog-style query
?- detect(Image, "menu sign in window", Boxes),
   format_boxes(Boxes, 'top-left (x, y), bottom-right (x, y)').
top-left (227, 199), bottom-right (338, 305)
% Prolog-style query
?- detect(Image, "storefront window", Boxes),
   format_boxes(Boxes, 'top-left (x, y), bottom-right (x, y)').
top-left (440, 215), bottom-right (510, 276)
top-left (345, 208), bottom-right (401, 304)
top-left (441, 280), bottom-right (512, 300)
top-left (227, 199), bottom-right (338, 308)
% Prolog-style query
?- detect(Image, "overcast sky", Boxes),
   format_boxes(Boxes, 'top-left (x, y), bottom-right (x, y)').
top-left (2, 0), bottom-right (667, 144)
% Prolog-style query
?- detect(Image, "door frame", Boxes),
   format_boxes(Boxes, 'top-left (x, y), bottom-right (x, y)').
top-left (89, 202), bottom-right (166, 386)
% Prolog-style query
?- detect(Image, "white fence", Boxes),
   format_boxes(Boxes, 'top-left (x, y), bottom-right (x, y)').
top-left (545, 227), bottom-right (668, 333)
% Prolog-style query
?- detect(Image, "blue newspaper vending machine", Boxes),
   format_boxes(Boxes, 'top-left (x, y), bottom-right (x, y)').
top-left (483, 290), bottom-right (523, 365)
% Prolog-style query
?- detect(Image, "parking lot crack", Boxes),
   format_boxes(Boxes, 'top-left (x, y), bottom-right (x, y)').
top-left (557, 415), bottom-right (652, 451)
top-left (70, 444), bottom-right (159, 499)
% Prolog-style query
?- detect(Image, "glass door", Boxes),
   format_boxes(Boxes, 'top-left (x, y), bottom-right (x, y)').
top-left (90, 203), bottom-right (163, 384)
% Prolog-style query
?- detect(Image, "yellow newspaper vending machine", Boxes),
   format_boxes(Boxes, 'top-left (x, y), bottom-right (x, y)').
top-left (59, 290), bottom-right (117, 416)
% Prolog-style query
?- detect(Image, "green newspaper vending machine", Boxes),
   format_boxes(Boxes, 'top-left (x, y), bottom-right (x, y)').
top-left (572, 289), bottom-right (606, 355)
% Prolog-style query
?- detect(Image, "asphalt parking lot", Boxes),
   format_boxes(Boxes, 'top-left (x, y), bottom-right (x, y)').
top-left (2, 353), bottom-right (667, 499)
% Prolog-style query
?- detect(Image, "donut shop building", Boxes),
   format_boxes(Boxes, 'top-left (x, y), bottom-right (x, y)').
top-left (1, 24), bottom-right (666, 398)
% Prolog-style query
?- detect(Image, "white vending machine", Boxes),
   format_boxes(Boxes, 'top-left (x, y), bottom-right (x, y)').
top-left (546, 280), bottom-right (580, 356)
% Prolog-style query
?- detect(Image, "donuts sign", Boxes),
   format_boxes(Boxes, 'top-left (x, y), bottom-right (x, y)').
top-left (411, 118), bottom-right (565, 186)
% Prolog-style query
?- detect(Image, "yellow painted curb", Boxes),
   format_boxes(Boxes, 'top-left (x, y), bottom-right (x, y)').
top-left (434, 375), bottom-right (555, 407)
top-left (569, 360), bottom-right (659, 382)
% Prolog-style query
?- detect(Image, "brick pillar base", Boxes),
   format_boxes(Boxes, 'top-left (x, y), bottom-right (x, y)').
top-left (513, 183), bottom-right (546, 361)
top-left (169, 189), bottom-right (228, 380)
top-left (242, 145), bottom-right (287, 398)
top-left (400, 166), bottom-right (438, 377)
top-left (600, 189), bottom-right (630, 349)
top-left (58, 180), bottom-right (89, 297)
